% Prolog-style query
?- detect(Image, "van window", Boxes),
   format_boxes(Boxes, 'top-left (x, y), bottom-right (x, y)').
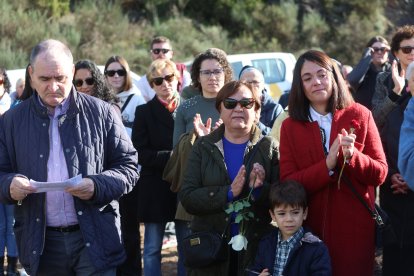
top-left (252, 58), bottom-right (285, 83)
top-left (231, 61), bottom-right (243, 79)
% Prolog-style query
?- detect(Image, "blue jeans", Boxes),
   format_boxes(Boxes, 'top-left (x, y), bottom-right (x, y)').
top-left (143, 222), bottom-right (166, 276)
top-left (175, 220), bottom-right (191, 276)
top-left (37, 229), bottom-right (116, 276)
top-left (0, 204), bottom-right (18, 257)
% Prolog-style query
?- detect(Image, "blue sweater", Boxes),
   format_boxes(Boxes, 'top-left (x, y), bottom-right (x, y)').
top-left (248, 228), bottom-right (331, 276)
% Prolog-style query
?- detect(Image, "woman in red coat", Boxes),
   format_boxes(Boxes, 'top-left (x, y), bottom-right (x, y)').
top-left (279, 50), bottom-right (388, 276)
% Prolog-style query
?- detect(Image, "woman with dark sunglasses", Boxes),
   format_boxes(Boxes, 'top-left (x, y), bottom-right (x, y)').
top-left (347, 35), bottom-right (391, 110)
top-left (104, 55), bottom-right (145, 137)
top-left (372, 25), bottom-right (414, 130)
top-left (374, 26), bottom-right (414, 276)
top-left (179, 80), bottom-right (279, 276)
top-left (74, 60), bottom-right (120, 111)
top-left (131, 59), bottom-right (181, 276)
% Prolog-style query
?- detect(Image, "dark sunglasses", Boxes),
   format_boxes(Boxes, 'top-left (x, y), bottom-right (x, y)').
top-left (151, 48), bottom-right (171, 55)
top-left (152, 74), bottom-right (175, 86)
top-left (372, 47), bottom-right (388, 53)
top-left (74, 78), bottom-right (94, 87)
top-left (400, 46), bottom-right (414, 54)
top-left (105, 69), bottom-right (126, 77)
top-left (223, 98), bottom-right (255, 110)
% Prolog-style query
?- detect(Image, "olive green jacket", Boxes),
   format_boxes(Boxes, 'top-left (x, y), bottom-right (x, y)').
top-left (179, 124), bottom-right (280, 275)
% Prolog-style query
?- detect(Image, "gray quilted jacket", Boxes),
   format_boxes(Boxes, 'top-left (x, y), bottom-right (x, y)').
top-left (0, 89), bottom-right (139, 275)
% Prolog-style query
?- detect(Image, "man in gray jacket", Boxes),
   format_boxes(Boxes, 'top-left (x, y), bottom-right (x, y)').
top-left (0, 39), bottom-right (139, 275)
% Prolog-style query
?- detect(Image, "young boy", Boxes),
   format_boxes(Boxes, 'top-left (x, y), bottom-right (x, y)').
top-left (248, 180), bottom-right (331, 276)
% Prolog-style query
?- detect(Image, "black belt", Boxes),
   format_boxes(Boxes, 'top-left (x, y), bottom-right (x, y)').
top-left (46, 224), bottom-right (80, 233)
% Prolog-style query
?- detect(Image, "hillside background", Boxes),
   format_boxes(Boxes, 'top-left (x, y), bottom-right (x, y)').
top-left (1, 0), bottom-right (413, 74)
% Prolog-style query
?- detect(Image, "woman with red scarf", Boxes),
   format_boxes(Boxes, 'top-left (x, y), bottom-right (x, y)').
top-left (131, 59), bottom-right (181, 276)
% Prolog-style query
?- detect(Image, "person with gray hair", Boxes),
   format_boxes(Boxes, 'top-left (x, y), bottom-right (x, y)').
top-left (0, 39), bottom-right (139, 275)
top-left (238, 65), bottom-right (283, 135)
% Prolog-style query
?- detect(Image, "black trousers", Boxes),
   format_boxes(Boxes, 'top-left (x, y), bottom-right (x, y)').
top-left (117, 185), bottom-right (142, 276)
top-left (382, 244), bottom-right (414, 276)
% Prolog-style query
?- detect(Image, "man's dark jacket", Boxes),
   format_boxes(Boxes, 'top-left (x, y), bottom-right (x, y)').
top-left (0, 89), bottom-right (139, 275)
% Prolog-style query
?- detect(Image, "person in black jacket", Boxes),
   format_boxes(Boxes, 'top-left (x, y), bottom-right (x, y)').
top-left (131, 59), bottom-right (181, 276)
top-left (248, 180), bottom-right (331, 276)
top-left (347, 35), bottom-right (391, 110)
top-left (379, 61), bottom-right (414, 276)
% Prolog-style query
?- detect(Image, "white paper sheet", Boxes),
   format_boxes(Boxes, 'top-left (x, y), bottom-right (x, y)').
top-left (30, 174), bottom-right (83, 193)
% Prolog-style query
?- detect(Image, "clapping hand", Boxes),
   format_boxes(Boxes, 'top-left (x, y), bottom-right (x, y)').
top-left (193, 113), bottom-right (212, 137)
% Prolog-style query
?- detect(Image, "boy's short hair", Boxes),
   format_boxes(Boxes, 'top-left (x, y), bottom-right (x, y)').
top-left (269, 180), bottom-right (307, 210)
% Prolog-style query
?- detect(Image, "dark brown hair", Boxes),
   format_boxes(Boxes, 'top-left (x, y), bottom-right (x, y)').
top-left (215, 80), bottom-right (261, 113)
top-left (104, 55), bottom-right (133, 92)
top-left (288, 50), bottom-right (354, 121)
top-left (269, 180), bottom-right (307, 210)
top-left (391, 25), bottom-right (414, 56)
top-left (366, 35), bottom-right (389, 48)
top-left (190, 48), bottom-right (233, 92)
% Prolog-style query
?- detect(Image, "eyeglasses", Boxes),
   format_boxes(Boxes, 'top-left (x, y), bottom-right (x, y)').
top-left (152, 74), bottom-right (175, 86)
top-left (245, 80), bottom-right (261, 86)
top-left (74, 78), bottom-right (95, 87)
top-left (151, 48), bottom-right (171, 55)
top-left (105, 69), bottom-right (126, 77)
top-left (223, 98), bottom-right (255, 109)
top-left (400, 46), bottom-right (414, 54)
top-left (372, 47), bottom-right (389, 53)
top-left (200, 68), bottom-right (224, 78)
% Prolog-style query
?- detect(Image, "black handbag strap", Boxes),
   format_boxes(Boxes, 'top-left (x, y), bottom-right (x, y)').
top-left (342, 174), bottom-right (384, 226)
top-left (121, 94), bottom-right (134, 113)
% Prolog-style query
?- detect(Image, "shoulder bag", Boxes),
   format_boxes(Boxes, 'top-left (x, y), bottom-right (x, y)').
top-left (343, 175), bottom-right (397, 248)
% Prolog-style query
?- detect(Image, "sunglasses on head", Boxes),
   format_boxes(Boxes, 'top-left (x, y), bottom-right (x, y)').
top-left (223, 98), bottom-right (255, 110)
top-left (151, 48), bottom-right (171, 55)
top-left (400, 46), bottom-right (414, 54)
top-left (152, 74), bottom-right (175, 86)
top-left (372, 47), bottom-right (388, 53)
top-left (74, 78), bottom-right (94, 87)
top-left (105, 69), bottom-right (126, 77)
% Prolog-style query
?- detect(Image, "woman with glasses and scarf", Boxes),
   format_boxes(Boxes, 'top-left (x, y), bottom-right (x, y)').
top-left (74, 60), bottom-right (120, 116)
top-left (179, 81), bottom-right (279, 276)
top-left (347, 36), bottom-right (391, 110)
top-left (132, 59), bottom-right (181, 276)
top-left (279, 50), bottom-right (387, 276)
top-left (104, 55), bottom-right (145, 137)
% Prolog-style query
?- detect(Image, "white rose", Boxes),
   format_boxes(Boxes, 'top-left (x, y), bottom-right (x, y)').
top-left (228, 234), bottom-right (248, 251)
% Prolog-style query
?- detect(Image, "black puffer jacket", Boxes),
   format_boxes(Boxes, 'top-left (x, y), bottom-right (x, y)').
top-left (0, 90), bottom-right (139, 275)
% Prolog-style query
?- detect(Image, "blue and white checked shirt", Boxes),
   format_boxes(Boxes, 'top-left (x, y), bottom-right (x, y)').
top-left (273, 227), bottom-right (304, 276)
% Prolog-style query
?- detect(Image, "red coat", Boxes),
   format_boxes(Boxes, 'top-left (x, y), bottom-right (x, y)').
top-left (280, 103), bottom-right (387, 276)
